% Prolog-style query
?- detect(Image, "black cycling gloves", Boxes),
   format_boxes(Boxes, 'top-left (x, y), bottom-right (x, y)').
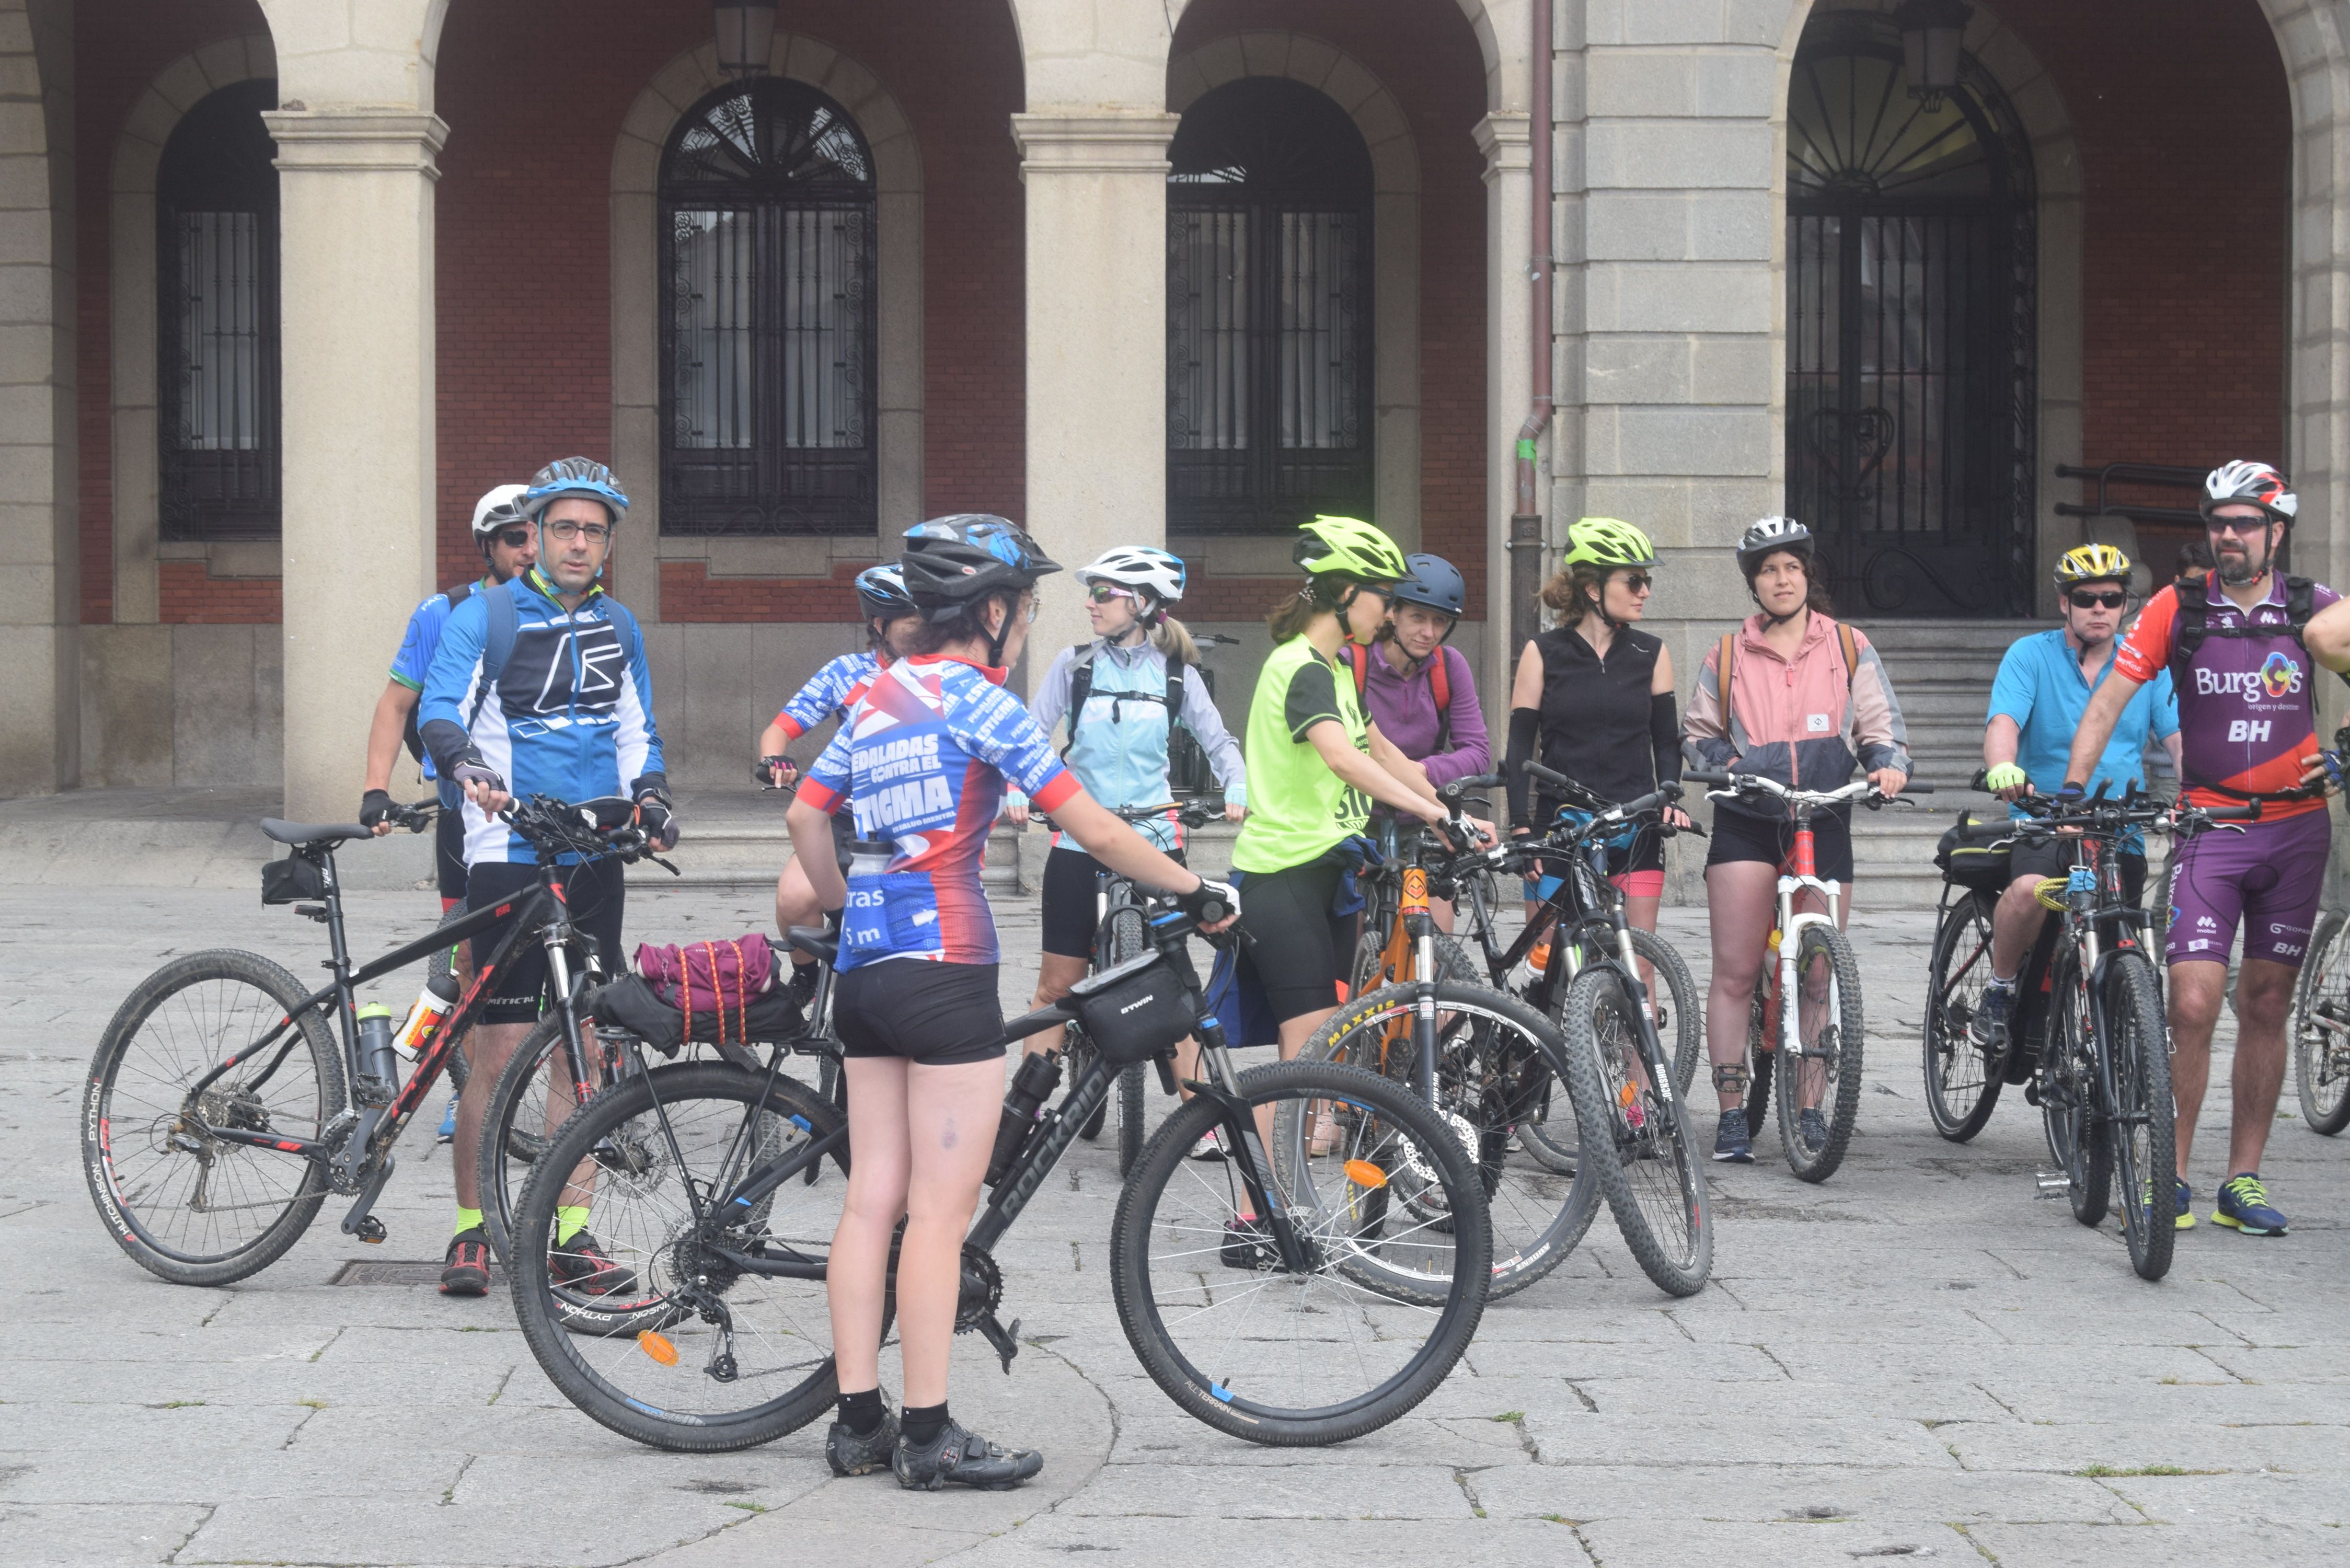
top-left (1176, 876), bottom-right (1241, 925)
top-left (359, 789), bottom-right (396, 828)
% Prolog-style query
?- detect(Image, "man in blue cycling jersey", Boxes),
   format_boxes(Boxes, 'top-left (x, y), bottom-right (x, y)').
top-left (418, 457), bottom-right (673, 1297)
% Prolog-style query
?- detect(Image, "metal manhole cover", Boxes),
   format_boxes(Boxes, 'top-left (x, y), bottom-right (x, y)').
top-left (330, 1259), bottom-right (505, 1286)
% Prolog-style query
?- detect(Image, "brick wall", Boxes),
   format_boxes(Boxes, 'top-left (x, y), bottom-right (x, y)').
top-left (658, 560), bottom-right (860, 622)
top-left (157, 559), bottom-right (279, 623)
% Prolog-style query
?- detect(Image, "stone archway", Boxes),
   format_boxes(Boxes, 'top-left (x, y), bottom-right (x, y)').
top-left (608, 36), bottom-right (924, 623)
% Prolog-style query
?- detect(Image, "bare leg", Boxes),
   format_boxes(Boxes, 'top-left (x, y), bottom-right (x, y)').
top-left (454, 1020), bottom-right (532, 1210)
top-left (1703, 862), bottom-right (1778, 1112)
top-left (1989, 875), bottom-right (2049, 981)
top-left (828, 1056), bottom-right (911, 1396)
top-left (776, 858), bottom-right (824, 981)
top-left (895, 1057), bottom-right (1008, 1407)
top-left (2174, 958), bottom-right (2297, 1177)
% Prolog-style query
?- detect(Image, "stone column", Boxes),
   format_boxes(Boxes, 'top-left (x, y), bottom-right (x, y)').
top-left (262, 108), bottom-right (445, 820)
top-left (1476, 111), bottom-right (1534, 721)
top-left (1010, 111), bottom-right (1180, 689)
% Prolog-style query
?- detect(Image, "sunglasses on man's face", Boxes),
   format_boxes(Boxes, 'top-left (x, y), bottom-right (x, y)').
top-left (492, 527), bottom-right (533, 550)
top-left (2205, 514), bottom-right (2271, 537)
top-left (2068, 590), bottom-right (2127, 610)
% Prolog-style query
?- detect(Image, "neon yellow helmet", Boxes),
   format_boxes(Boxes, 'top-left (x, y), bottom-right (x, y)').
top-left (1561, 517), bottom-right (1658, 572)
top-left (2054, 543), bottom-right (2132, 590)
top-left (1293, 515), bottom-right (1408, 583)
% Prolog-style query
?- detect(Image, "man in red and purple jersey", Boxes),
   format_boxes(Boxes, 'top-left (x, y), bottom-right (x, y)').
top-left (2067, 460), bottom-right (2348, 1239)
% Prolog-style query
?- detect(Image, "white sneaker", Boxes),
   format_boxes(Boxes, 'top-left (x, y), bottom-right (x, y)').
top-left (1187, 1128), bottom-right (1226, 1162)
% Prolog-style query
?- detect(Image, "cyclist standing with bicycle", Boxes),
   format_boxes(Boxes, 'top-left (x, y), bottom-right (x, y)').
top-left (419, 457), bottom-right (675, 1296)
top-left (1684, 517), bottom-right (1911, 1163)
top-left (1972, 545), bottom-right (2181, 1061)
top-left (784, 515), bottom-right (1237, 1490)
top-left (2067, 462), bottom-right (2346, 1236)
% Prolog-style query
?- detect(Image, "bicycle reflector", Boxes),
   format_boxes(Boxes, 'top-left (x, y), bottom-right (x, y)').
top-left (1344, 1159), bottom-right (1389, 1190)
top-left (637, 1330), bottom-right (679, 1366)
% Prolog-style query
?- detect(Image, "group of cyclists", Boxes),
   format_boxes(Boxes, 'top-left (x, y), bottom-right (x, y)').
top-left (356, 448), bottom-right (2346, 1490)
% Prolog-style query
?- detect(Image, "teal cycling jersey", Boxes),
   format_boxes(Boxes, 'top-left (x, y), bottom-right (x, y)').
top-left (1013, 638), bottom-right (1246, 850)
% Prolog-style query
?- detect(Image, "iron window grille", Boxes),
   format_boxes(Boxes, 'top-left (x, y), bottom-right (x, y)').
top-left (1785, 13), bottom-right (2037, 617)
top-left (1168, 78), bottom-right (1375, 536)
top-left (660, 78), bottom-right (877, 536)
top-left (157, 79), bottom-right (281, 541)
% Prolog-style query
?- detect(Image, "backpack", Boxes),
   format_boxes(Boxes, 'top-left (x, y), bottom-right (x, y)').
top-left (1342, 642), bottom-right (1454, 755)
top-left (462, 580), bottom-right (640, 730)
top-left (2168, 570), bottom-right (2343, 801)
top-left (1716, 619), bottom-right (1861, 761)
top-left (1064, 641), bottom-right (1188, 758)
top-left (402, 579), bottom-right (480, 764)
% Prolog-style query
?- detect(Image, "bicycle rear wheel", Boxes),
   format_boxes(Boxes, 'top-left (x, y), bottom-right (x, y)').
top-left (2293, 912), bottom-right (2350, 1135)
top-left (83, 950), bottom-right (341, 1286)
top-left (508, 1061), bottom-right (854, 1451)
top-left (2043, 948), bottom-right (2111, 1227)
top-left (1775, 922), bottom-right (1865, 1183)
top-left (1110, 1060), bottom-right (1490, 1445)
top-left (1557, 965), bottom-right (1712, 1296)
top-left (1301, 981), bottom-right (1602, 1297)
top-left (2102, 951), bottom-right (2175, 1281)
top-left (1923, 894), bottom-right (2003, 1142)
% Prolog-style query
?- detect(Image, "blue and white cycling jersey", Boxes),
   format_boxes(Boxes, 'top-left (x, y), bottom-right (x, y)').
top-left (1012, 638), bottom-right (1247, 852)
top-left (799, 655), bottom-right (1079, 970)
top-left (388, 578), bottom-right (493, 784)
top-left (418, 572), bottom-right (666, 867)
top-left (771, 651), bottom-right (880, 742)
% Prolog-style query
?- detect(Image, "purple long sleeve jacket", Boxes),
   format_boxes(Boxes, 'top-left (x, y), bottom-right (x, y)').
top-left (1355, 642), bottom-right (1490, 787)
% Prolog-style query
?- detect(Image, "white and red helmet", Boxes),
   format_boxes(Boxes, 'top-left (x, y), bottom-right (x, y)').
top-left (2202, 460), bottom-right (2297, 524)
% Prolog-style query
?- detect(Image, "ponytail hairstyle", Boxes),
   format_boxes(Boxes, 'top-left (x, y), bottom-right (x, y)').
top-left (1153, 610), bottom-right (1200, 667)
top-left (1265, 573), bottom-right (1357, 643)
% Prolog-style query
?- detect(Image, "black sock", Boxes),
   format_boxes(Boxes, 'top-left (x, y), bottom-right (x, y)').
top-left (902, 1401), bottom-right (949, 1447)
top-left (836, 1388), bottom-right (885, 1437)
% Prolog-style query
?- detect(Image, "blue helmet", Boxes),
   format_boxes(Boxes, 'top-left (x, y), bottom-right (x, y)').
top-left (523, 456), bottom-right (630, 524)
top-left (854, 561), bottom-right (915, 620)
top-left (1392, 553), bottom-right (1466, 619)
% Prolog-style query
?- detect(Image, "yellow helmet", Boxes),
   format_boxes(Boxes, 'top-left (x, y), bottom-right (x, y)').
top-left (2055, 543), bottom-right (2132, 590)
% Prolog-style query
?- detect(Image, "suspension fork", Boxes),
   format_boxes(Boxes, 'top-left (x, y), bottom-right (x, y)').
top-left (1402, 864), bottom-right (1439, 1103)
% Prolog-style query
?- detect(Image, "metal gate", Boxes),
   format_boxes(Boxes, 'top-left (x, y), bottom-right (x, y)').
top-left (1786, 21), bottom-right (2036, 616)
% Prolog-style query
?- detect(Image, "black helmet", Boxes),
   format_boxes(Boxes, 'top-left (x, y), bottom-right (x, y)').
top-left (900, 514), bottom-right (1061, 621)
top-left (1390, 553), bottom-right (1466, 619)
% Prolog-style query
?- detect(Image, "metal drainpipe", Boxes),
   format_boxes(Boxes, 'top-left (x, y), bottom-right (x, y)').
top-left (1508, 0), bottom-right (1554, 663)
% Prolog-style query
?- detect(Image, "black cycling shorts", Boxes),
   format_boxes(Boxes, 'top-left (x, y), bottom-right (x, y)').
top-left (435, 800), bottom-right (467, 907)
top-left (834, 960), bottom-right (1006, 1066)
top-left (2008, 835), bottom-right (2148, 907)
top-left (1234, 856), bottom-right (1354, 1026)
top-left (1040, 844), bottom-right (1186, 959)
top-left (1706, 805), bottom-right (1856, 885)
top-left (466, 857), bottom-right (626, 1025)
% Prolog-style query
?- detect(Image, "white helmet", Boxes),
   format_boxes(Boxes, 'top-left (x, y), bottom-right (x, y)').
top-left (2202, 460), bottom-right (2297, 523)
top-left (1076, 545), bottom-right (1186, 605)
top-left (470, 483), bottom-right (530, 541)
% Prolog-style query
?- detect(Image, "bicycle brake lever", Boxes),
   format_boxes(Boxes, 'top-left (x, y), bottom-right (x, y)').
top-left (649, 852), bottom-right (681, 876)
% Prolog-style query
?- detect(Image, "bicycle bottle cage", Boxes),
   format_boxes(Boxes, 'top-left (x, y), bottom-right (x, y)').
top-left (1069, 949), bottom-right (1199, 1066)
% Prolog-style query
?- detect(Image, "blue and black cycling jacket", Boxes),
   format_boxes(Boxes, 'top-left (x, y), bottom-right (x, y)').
top-left (418, 571), bottom-right (667, 867)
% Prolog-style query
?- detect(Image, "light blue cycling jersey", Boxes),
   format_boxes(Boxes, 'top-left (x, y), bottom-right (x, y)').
top-left (388, 578), bottom-right (493, 783)
top-left (1988, 628), bottom-right (2178, 850)
top-left (418, 572), bottom-right (666, 867)
top-left (1010, 638), bottom-right (1246, 851)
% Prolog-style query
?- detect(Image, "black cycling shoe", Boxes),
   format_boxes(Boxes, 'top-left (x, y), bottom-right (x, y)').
top-left (440, 1227), bottom-right (492, 1296)
top-left (893, 1420), bottom-right (1043, 1491)
top-left (826, 1406), bottom-right (901, 1477)
top-left (549, 1230), bottom-right (638, 1296)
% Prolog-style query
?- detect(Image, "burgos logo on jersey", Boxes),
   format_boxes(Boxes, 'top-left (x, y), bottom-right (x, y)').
top-left (2193, 654), bottom-right (2304, 703)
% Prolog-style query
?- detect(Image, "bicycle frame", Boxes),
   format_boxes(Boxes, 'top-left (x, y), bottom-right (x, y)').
top-left (1768, 798), bottom-right (1846, 1064)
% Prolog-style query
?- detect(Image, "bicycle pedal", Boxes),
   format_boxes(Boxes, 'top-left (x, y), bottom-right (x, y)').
top-left (974, 1312), bottom-right (1021, 1374)
top-left (352, 1215), bottom-right (388, 1243)
top-left (2033, 1170), bottom-right (2069, 1198)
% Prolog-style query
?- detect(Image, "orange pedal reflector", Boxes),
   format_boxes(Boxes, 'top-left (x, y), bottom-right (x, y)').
top-left (638, 1330), bottom-right (679, 1366)
top-left (1344, 1159), bottom-right (1389, 1189)
top-left (1618, 1081), bottom-right (1638, 1108)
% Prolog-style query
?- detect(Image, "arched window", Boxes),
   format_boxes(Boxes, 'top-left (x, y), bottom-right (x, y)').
top-left (1787, 15), bottom-right (2036, 616)
top-left (1168, 78), bottom-right (1374, 535)
top-left (660, 79), bottom-right (877, 535)
top-left (158, 79), bottom-right (279, 540)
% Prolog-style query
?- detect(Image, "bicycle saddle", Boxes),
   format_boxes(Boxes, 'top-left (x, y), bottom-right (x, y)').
top-left (785, 926), bottom-right (838, 967)
top-left (260, 817), bottom-right (370, 846)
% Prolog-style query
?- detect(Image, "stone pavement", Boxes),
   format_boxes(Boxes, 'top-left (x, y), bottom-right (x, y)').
top-left (4, 884), bottom-right (2347, 1567)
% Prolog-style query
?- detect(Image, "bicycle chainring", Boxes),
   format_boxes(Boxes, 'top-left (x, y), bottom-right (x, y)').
top-left (953, 1245), bottom-right (1004, 1333)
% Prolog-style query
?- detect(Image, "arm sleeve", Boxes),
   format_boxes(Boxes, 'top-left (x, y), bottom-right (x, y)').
top-left (1174, 661), bottom-right (1248, 806)
top-left (1283, 659), bottom-right (1342, 741)
top-left (417, 594), bottom-right (490, 776)
top-left (1986, 641), bottom-right (2035, 728)
top-left (1505, 707), bottom-right (1541, 828)
top-left (387, 597), bottom-right (441, 691)
top-left (1847, 632), bottom-right (1913, 776)
top-left (2111, 589), bottom-right (2180, 686)
top-left (1418, 647), bottom-right (1492, 789)
top-left (1650, 690), bottom-right (1681, 786)
top-left (1681, 642), bottom-right (1734, 773)
top-left (616, 615), bottom-right (666, 793)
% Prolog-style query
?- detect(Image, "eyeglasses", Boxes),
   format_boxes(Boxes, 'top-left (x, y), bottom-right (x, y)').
top-left (1019, 595), bottom-right (1039, 625)
top-left (2205, 514), bottom-right (2271, 536)
top-left (2067, 590), bottom-right (2127, 609)
top-left (492, 527), bottom-right (533, 550)
top-left (1085, 584), bottom-right (1136, 605)
top-left (544, 519), bottom-right (612, 544)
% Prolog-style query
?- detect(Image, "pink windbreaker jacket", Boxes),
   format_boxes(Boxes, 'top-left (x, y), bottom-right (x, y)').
top-left (1681, 611), bottom-right (1910, 820)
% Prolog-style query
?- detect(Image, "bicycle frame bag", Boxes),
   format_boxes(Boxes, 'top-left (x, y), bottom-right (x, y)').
top-left (260, 850), bottom-right (328, 905)
top-left (1070, 949), bottom-right (1200, 1066)
top-left (1934, 814), bottom-right (2012, 893)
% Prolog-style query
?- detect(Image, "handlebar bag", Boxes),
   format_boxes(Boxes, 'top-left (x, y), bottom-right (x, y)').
top-left (1934, 817), bottom-right (2011, 892)
top-left (260, 850), bottom-right (328, 905)
top-left (1073, 952), bottom-right (1200, 1066)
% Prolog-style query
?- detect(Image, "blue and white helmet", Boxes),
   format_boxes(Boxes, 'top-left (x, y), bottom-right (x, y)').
top-left (1076, 545), bottom-right (1186, 606)
top-left (523, 456), bottom-right (630, 524)
top-left (854, 561), bottom-right (915, 620)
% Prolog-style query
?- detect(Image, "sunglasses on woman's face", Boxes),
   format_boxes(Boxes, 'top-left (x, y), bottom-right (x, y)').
top-left (1617, 572), bottom-right (1652, 594)
top-left (1085, 584), bottom-right (1135, 605)
top-left (2068, 590), bottom-right (2127, 610)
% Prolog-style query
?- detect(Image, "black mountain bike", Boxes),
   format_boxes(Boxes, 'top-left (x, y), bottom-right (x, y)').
top-left (506, 901), bottom-right (1492, 1451)
top-left (83, 795), bottom-right (671, 1285)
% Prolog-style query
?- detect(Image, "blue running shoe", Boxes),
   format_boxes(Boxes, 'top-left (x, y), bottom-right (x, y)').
top-left (2212, 1173), bottom-right (2286, 1236)
top-left (436, 1094), bottom-right (458, 1144)
top-left (1712, 1114), bottom-right (1753, 1163)
top-left (2173, 1178), bottom-right (2195, 1231)
top-left (1969, 981), bottom-right (2014, 1055)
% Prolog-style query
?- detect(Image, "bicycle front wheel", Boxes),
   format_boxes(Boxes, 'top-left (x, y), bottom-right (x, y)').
top-left (1525, 927), bottom-right (1701, 1169)
top-left (1110, 1060), bottom-right (1490, 1446)
top-left (1923, 893), bottom-right (2003, 1142)
top-left (1300, 981), bottom-right (1602, 1296)
top-left (1774, 922), bottom-right (1865, 1182)
top-left (2101, 951), bottom-right (2175, 1282)
top-left (2043, 948), bottom-right (2111, 1227)
top-left (2293, 912), bottom-right (2350, 1135)
top-left (1557, 965), bottom-right (1712, 1296)
top-left (83, 950), bottom-right (341, 1286)
top-left (508, 1061), bottom-right (854, 1451)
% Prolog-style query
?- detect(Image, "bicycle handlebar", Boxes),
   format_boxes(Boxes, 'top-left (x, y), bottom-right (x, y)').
top-left (1686, 769), bottom-right (1931, 804)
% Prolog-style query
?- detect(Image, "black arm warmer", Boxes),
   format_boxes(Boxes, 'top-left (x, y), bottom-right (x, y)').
top-left (1650, 690), bottom-right (1681, 786)
top-left (418, 717), bottom-right (474, 782)
top-left (1505, 707), bottom-right (1541, 828)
